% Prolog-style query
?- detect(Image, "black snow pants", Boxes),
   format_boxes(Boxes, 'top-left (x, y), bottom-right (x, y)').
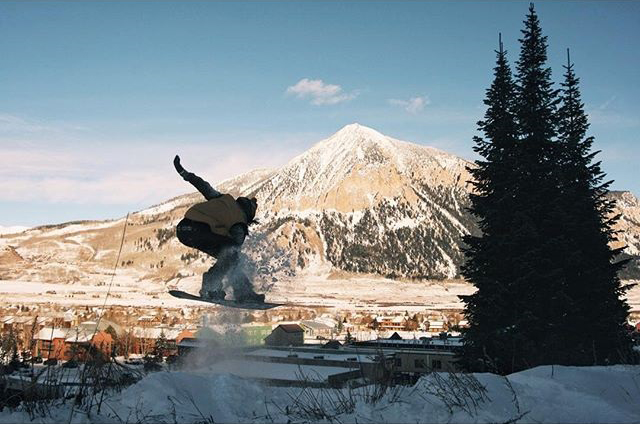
top-left (176, 218), bottom-right (252, 295)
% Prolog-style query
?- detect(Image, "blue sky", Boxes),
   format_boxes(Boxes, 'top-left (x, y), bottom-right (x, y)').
top-left (1, 2), bottom-right (638, 226)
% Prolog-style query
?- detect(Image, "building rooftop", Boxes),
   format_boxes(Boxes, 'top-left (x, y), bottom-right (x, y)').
top-left (276, 324), bottom-right (304, 333)
top-left (36, 327), bottom-right (71, 341)
top-left (65, 329), bottom-right (95, 343)
top-left (300, 320), bottom-right (333, 331)
top-left (245, 348), bottom-right (379, 364)
top-left (353, 335), bottom-right (463, 350)
top-left (133, 327), bottom-right (182, 340)
top-left (207, 359), bottom-right (353, 383)
top-left (178, 337), bottom-right (208, 349)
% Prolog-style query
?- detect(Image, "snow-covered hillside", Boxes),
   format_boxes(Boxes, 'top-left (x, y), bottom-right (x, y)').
top-left (0, 226), bottom-right (29, 235)
top-left (1, 365), bottom-right (638, 423)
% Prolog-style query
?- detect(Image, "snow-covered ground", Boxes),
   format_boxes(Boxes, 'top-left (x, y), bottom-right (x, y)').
top-left (0, 275), bottom-right (477, 312)
top-left (268, 275), bottom-right (477, 311)
top-left (0, 365), bottom-right (638, 423)
top-left (1, 275), bottom-right (639, 313)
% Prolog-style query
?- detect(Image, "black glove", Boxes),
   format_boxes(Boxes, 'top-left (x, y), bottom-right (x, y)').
top-left (174, 155), bottom-right (187, 176)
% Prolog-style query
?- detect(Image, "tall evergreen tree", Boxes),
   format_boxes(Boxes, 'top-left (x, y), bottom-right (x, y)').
top-left (462, 4), bottom-right (635, 373)
top-left (154, 330), bottom-right (169, 359)
top-left (507, 2), bottom-right (568, 369)
top-left (554, 50), bottom-right (634, 364)
top-left (463, 4), bottom-right (568, 371)
top-left (461, 34), bottom-right (522, 373)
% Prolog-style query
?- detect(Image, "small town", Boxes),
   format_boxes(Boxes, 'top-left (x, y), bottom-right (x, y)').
top-left (0, 301), bottom-right (470, 403)
top-left (1, 301), bottom-right (639, 402)
top-left (0, 301), bottom-right (469, 361)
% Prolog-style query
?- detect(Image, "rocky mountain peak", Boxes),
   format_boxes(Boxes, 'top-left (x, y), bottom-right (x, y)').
top-left (321, 123), bottom-right (395, 151)
top-left (254, 124), bottom-right (471, 213)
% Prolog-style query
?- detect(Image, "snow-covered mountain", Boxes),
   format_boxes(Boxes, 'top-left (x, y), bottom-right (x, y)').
top-left (1, 123), bottom-right (638, 285)
top-left (0, 226), bottom-right (30, 235)
top-left (241, 124), bottom-right (475, 279)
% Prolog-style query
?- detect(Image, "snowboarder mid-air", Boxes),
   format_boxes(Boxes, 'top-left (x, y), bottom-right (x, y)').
top-left (173, 155), bottom-right (264, 303)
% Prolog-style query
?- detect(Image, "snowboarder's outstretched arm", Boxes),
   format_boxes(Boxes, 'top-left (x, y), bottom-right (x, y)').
top-left (174, 155), bottom-right (222, 200)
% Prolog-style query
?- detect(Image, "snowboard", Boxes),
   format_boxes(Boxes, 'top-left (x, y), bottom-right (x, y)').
top-left (168, 290), bottom-right (283, 310)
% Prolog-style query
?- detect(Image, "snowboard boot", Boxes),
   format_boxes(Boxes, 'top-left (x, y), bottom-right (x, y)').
top-left (200, 267), bottom-right (225, 300)
top-left (199, 288), bottom-right (226, 301)
top-left (231, 273), bottom-right (264, 303)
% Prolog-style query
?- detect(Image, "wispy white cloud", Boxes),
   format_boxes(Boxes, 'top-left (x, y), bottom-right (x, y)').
top-left (0, 113), bottom-right (88, 136)
top-left (286, 78), bottom-right (358, 105)
top-left (598, 96), bottom-right (616, 110)
top-left (0, 114), bottom-right (308, 207)
top-left (584, 97), bottom-right (639, 128)
top-left (388, 96), bottom-right (430, 114)
top-left (0, 143), bottom-right (300, 205)
top-left (0, 114), bottom-right (46, 133)
top-left (586, 110), bottom-right (639, 128)
top-left (0, 172), bottom-right (181, 204)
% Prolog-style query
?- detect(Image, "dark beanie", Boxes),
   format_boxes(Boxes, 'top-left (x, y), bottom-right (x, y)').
top-left (236, 197), bottom-right (257, 223)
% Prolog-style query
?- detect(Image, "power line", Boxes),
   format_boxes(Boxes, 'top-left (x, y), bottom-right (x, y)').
top-left (67, 213), bottom-right (129, 424)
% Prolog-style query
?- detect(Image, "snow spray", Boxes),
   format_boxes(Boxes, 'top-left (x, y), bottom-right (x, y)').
top-left (183, 308), bottom-right (254, 370)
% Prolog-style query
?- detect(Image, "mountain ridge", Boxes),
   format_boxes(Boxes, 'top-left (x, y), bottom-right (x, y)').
top-left (1, 123), bottom-right (638, 285)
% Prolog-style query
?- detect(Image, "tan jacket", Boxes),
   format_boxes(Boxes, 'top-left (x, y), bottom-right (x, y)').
top-left (184, 194), bottom-right (247, 238)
